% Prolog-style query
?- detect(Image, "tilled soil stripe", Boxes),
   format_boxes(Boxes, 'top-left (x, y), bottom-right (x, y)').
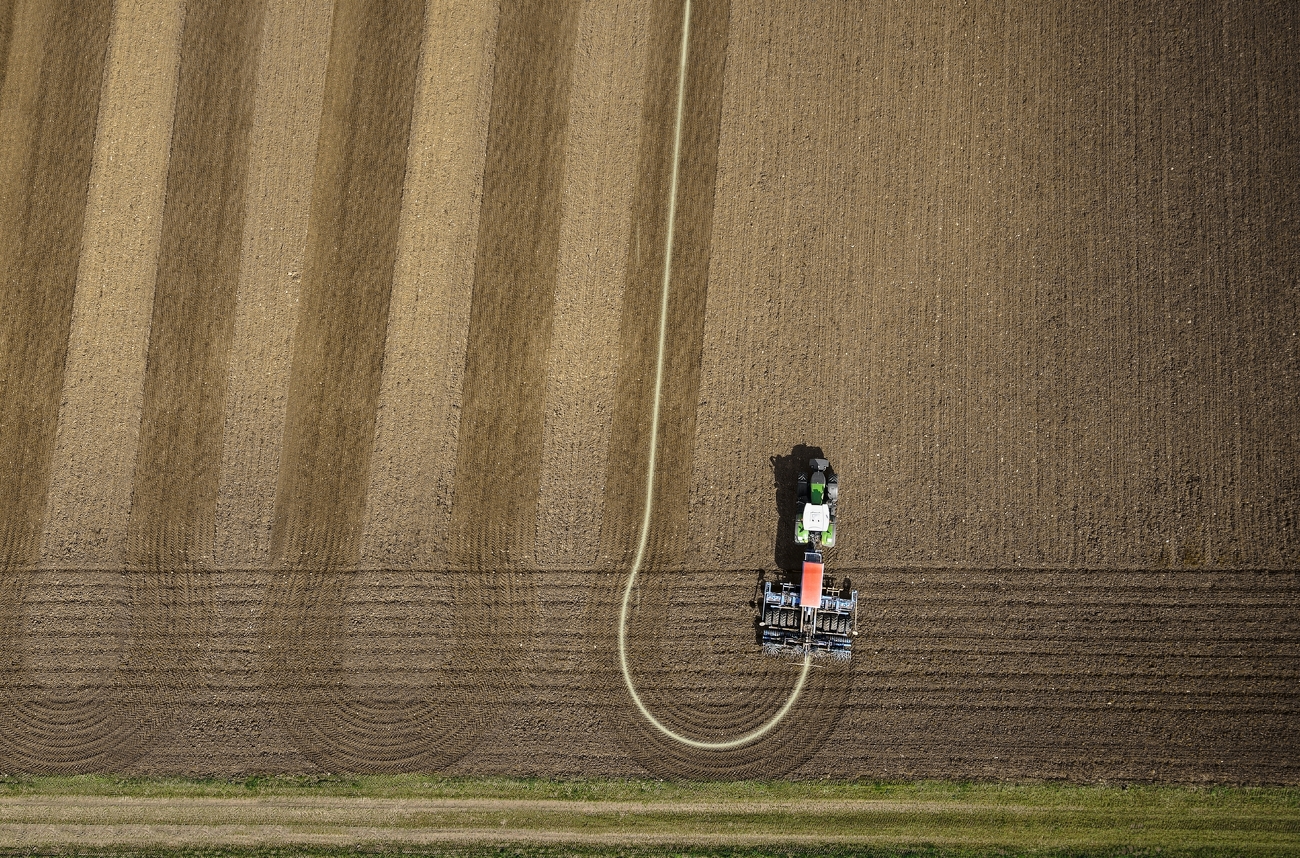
top-left (0, 0), bottom-right (109, 566)
top-left (264, 0), bottom-right (440, 773)
top-left (0, 0), bottom-right (115, 771)
top-left (214, 0), bottom-right (334, 568)
top-left (12, 0), bottom-right (263, 772)
top-left (41, 0), bottom-right (185, 568)
top-left (0, 1), bottom-right (108, 568)
top-left (687, 3), bottom-right (864, 570)
top-left (534, 0), bottom-right (651, 569)
top-left (270, 0), bottom-right (423, 568)
top-left (91, 0), bottom-right (268, 770)
top-left (371, 0), bottom-right (584, 773)
top-left (449, 0), bottom-right (581, 569)
top-left (359, 0), bottom-right (500, 569)
top-left (127, 0), bottom-right (265, 569)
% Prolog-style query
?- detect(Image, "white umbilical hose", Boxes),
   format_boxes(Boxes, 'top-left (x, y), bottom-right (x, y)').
top-left (615, 0), bottom-right (811, 750)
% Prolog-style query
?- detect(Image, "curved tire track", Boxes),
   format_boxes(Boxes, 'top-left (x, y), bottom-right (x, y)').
top-left (585, 0), bottom-right (852, 778)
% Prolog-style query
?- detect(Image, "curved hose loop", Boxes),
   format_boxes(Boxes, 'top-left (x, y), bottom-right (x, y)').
top-left (615, 0), bottom-right (811, 751)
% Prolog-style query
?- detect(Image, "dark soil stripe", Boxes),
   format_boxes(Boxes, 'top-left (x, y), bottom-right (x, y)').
top-left (0, 0), bottom-right (114, 771)
top-left (0, 0), bottom-right (109, 568)
top-left (127, 0), bottom-right (266, 568)
top-left (270, 0), bottom-right (423, 569)
top-left (0, 0), bottom-right (14, 96)
top-left (449, 0), bottom-right (581, 569)
top-left (264, 0), bottom-right (437, 773)
top-left (597, 0), bottom-right (728, 567)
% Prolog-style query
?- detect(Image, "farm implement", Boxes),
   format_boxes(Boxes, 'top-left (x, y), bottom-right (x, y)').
top-left (759, 458), bottom-right (858, 659)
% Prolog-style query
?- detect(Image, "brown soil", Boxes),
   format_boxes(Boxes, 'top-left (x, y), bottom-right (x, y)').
top-left (215, 0), bottom-right (333, 569)
top-left (0, 0), bottom-right (1296, 782)
top-left (359, 0), bottom-right (499, 569)
top-left (42, 0), bottom-right (185, 570)
top-left (0, 0), bottom-right (119, 771)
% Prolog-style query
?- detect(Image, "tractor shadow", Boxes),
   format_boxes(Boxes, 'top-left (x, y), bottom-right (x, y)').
top-left (769, 444), bottom-right (825, 576)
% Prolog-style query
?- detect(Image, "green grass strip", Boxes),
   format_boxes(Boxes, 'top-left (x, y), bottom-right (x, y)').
top-left (0, 847), bottom-right (1294, 858)
top-left (0, 774), bottom-right (1295, 806)
top-left (0, 776), bottom-right (1295, 857)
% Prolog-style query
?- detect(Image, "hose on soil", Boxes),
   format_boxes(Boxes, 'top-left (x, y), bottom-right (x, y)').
top-left (615, 0), bottom-right (812, 751)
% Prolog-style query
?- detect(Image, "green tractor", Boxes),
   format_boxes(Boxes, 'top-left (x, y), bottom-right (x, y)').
top-left (793, 458), bottom-right (837, 549)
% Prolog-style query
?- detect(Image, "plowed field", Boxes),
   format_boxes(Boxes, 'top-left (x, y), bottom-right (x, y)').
top-left (0, 0), bottom-right (1297, 781)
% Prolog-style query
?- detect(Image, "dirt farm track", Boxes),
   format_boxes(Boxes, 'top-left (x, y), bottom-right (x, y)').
top-left (0, 0), bottom-right (1297, 781)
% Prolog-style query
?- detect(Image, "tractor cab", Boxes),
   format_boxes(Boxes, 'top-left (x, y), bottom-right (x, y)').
top-left (794, 458), bottom-right (838, 549)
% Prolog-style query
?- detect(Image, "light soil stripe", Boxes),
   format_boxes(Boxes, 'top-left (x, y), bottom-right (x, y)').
top-left (534, 0), bottom-right (651, 569)
top-left (615, 0), bottom-right (811, 751)
top-left (127, 0), bottom-right (266, 568)
top-left (214, 0), bottom-right (334, 568)
top-left (40, 0), bottom-right (185, 568)
top-left (448, 0), bottom-right (581, 569)
top-left (358, 0), bottom-right (500, 570)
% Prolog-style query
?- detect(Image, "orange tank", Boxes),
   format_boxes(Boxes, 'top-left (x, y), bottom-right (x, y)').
top-left (800, 553), bottom-right (824, 608)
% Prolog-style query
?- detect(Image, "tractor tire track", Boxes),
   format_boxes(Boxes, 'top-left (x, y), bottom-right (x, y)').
top-left (114, 0), bottom-right (266, 769)
top-left (580, 0), bottom-right (853, 779)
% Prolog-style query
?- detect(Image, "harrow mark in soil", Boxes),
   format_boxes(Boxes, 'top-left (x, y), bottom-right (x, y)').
top-left (0, 569), bottom-right (211, 772)
top-left (263, 565), bottom-right (530, 773)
